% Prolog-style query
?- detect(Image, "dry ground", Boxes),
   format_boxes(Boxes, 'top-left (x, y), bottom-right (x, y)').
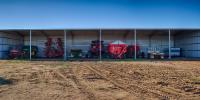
top-left (0, 60), bottom-right (200, 100)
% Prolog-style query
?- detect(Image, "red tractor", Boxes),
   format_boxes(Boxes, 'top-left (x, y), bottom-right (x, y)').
top-left (90, 40), bottom-right (104, 58)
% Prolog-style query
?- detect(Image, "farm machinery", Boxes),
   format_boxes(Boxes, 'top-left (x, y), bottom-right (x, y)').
top-left (9, 46), bottom-right (38, 59)
top-left (44, 38), bottom-right (64, 58)
top-left (147, 48), bottom-right (166, 59)
top-left (108, 41), bottom-right (128, 59)
top-left (88, 40), bottom-right (141, 59)
top-left (89, 40), bottom-right (105, 58)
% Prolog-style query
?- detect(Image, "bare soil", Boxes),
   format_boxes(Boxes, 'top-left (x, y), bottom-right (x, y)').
top-left (0, 60), bottom-right (200, 100)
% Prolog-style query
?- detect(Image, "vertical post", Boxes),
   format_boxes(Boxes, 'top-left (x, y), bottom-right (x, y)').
top-left (134, 29), bottom-right (137, 60)
top-left (99, 29), bottom-right (102, 61)
top-left (64, 30), bottom-right (67, 61)
top-left (168, 29), bottom-right (171, 59)
top-left (29, 30), bottom-right (32, 60)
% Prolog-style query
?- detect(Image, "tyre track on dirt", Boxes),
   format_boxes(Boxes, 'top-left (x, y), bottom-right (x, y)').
top-left (94, 65), bottom-right (185, 98)
top-left (69, 64), bottom-right (138, 100)
top-left (53, 67), bottom-right (96, 100)
top-left (88, 63), bottom-right (200, 100)
top-left (68, 67), bottom-right (96, 100)
top-left (86, 65), bottom-right (173, 100)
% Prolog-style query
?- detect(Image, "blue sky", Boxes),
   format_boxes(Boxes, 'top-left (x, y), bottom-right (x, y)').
top-left (0, 0), bottom-right (200, 29)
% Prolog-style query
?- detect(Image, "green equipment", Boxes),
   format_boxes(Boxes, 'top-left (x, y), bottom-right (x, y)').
top-left (21, 46), bottom-right (38, 58)
top-left (70, 49), bottom-right (82, 58)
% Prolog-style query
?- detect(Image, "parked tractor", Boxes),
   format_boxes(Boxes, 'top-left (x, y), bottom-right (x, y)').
top-left (9, 46), bottom-right (38, 59)
top-left (89, 40), bottom-right (105, 58)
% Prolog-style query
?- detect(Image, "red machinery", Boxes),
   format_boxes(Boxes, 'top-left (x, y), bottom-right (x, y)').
top-left (45, 38), bottom-right (64, 58)
top-left (45, 38), bottom-right (54, 58)
top-left (90, 40), bottom-right (104, 58)
top-left (10, 49), bottom-right (21, 59)
top-left (56, 38), bottom-right (64, 56)
top-left (108, 40), bottom-right (128, 59)
top-left (127, 45), bottom-right (140, 58)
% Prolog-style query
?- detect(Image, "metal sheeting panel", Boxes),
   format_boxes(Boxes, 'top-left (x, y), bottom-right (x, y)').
top-left (137, 33), bottom-right (174, 57)
top-left (0, 32), bottom-right (23, 59)
top-left (175, 31), bottom-right (200, 58)
top-left (67, 31), bottom-right (99, 55)
top-left (0, 51), bottom-right (9, 59)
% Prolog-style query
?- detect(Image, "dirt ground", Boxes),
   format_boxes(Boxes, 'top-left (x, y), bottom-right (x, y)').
top-left (0, 61), bottom-right (200, 100)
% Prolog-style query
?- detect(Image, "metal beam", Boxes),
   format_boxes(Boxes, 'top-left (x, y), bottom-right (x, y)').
top-left (40, 30), bottom-right (49, 38)
top-left (99, 29), bottom-right (102, 61)
top-left (149, 30), bottom-right (156, 47)
top-left (14, 31), bottom-right (24, 45)
top-left (134, 29), bottom-right (137, 60)
top-left (29, 30), bottom-right (32, 60)
top-left (0, 31), bottom-right (12, 34)
top-left (123, 30), bottom-right (130, 40)
top-left (0, 31), bottom-right (24, 40)
top-left (64, 30), bottom-right (67, 61)
top-left (168, 29), bottom-right (171, 59)
top-left (13, 31), bottom-right (24, 37)
top-left (70, 31), bottom-right (75, 45)
top-left (0, 31), bottom-right (24, 37)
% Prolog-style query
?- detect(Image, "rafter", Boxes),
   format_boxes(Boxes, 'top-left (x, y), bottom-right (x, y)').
top-left (40, 30), bottom-right (49, 38)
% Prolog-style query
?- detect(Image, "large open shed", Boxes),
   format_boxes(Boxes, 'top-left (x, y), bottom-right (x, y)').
top-left (0, 29), bottom-right (199, 61)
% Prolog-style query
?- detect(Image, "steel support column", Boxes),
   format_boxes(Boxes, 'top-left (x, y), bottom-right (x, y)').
top-left (134, 29), bottom-right (137, 60)
top-left (64, 30), bottom-right (67, 61)
top-left (168, 29), bottom-right (171, 59)
top-left (29, 30), bottom-right (32, 60)
top-left (99, 29), bottom-right (102, 61)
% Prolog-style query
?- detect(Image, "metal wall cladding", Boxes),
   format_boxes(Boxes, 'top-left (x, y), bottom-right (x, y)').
top-left (0, 32), bottom-right (23, 59)
top-left (175, 31), bottom-right (200, 58)
top-left (0, 51), bottom-right (9, 59)
top-left (137, 33), bottom-right (173, 57)
top-left (67, 32), bottom-right (98, 56)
